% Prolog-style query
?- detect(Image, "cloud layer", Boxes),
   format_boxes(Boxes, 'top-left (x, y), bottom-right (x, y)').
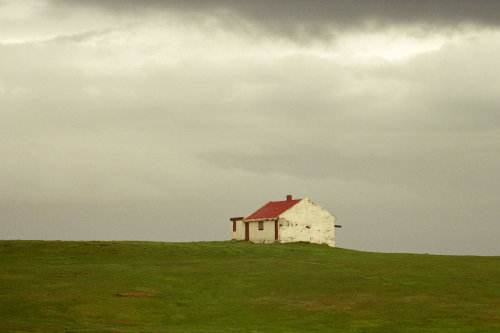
top-left (57, 0), bottom-right (500, 32)
top-left (0, 0), bottom-right (499, 255)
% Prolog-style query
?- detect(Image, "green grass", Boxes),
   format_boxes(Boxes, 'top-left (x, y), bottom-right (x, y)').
top-left (0, 241), bottom-right (499, 332)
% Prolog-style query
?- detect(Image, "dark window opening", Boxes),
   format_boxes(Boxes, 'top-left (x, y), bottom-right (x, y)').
top-left (233, 221), bottom-right (236, 232)
top-left (258, 222), bottom-right (264, 230)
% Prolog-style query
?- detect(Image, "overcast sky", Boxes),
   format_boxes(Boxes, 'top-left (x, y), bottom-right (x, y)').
top-left (1, 0), bottom-right (499, 255)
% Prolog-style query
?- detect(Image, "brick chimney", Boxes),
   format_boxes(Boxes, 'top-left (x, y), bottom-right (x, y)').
top-left (286, 194), bottom-right (292, 201)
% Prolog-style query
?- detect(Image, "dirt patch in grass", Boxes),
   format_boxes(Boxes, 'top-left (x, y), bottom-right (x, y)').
top-left (116, 292), bottom-right (154, 297)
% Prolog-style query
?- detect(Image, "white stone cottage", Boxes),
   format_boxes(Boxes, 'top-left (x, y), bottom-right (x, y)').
top-left (230, 195), bottom-right (339, 247)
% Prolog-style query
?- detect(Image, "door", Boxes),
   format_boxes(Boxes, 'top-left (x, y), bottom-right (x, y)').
top-left (245, 223), bottom-right (249, 241)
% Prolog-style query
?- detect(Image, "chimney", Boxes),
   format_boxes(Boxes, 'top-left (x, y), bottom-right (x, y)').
top-left (286, 194), bottom-right (292, 201)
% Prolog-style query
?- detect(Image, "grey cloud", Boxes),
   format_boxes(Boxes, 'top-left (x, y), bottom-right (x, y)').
top-left (47, 29), bottom-right (114, 44)
top-left (0, 29), bottom-right (115, 46)
top-left (203, 48), bottom-right (500, 199)
top-left (201, 134), bottom-right (500, 196)
top-left (52, 0), bottom-right (500, 41)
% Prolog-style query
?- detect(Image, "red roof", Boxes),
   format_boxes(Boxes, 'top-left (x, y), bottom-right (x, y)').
top-left (244, 198), bottom-right (302, 220)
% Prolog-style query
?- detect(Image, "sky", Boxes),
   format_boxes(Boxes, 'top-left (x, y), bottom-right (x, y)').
top-left (1, 0), bottom-right (499, 255)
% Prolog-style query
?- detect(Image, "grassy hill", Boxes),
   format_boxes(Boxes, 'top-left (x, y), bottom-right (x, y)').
top-left (0, 241), bottom-right (498, 332)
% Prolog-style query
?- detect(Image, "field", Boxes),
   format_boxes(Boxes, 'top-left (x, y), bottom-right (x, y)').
top-left (0, 240), bottom-right (499, 332)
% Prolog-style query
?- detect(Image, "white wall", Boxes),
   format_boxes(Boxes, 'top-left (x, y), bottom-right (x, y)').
top-left (248, 220), bottom-right (276, 244)
top-left (231, 219), bottom-right (246, 240)
top-left (278, 198), bottom-right (336, 247)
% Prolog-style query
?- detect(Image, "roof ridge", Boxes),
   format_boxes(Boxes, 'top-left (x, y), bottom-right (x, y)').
top-left (244, 198), bottom-right (302, 220)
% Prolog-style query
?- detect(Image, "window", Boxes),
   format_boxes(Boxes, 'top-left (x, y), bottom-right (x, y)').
top-left (258, 222), bottom-right (264, 230)
top-left (233, 221), bottom-right (236, 232)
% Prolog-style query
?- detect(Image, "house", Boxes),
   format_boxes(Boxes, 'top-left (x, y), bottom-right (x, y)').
top-left (230, 195), bottom-right (339, 247)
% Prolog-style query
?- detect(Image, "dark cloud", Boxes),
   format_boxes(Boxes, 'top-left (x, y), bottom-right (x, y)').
top-left (53, 0), bottom-right (500, 41)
